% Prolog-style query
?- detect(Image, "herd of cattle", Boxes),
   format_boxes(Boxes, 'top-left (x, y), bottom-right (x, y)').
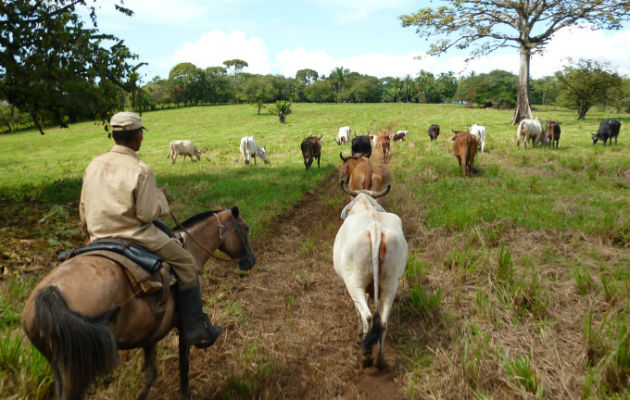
top-left (165, 119), bottom-right (622, 176)
top-left (160, 116), bottom-right (622, 367)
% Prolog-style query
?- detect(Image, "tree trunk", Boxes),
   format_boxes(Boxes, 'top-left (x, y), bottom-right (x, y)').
top-left (511, 45), bottom-right (533, 125)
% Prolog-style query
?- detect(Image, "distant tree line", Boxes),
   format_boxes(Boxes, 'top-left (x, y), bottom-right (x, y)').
top-left (2, 58), bottom-right (628, 134)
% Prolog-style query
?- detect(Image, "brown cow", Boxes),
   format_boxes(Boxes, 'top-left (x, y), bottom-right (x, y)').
top-left (377, 131), bottom-right (390, 161)
top-left (545, 121), bottom-right (561, 149)
top-left (339, 152), bottom-right (373, 192)
top-left (452, 131), bottom-right (478, 176)
top-left (301, 135), bottom-right (323, 170)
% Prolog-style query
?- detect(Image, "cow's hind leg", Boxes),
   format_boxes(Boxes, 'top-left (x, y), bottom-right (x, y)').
top-left (137, 344), bottom-right (157, 400)
top-left (317, 155), bottom-right (320, 168)
top-left (345, 285), bottom-right (373, 367)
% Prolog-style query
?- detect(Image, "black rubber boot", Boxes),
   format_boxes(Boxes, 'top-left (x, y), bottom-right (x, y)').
top-left (176, 286), bottom-right (222, 348)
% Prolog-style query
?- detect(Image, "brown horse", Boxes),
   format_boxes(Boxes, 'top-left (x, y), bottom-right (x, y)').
top-left (22, 206), bottom-right (256, 399)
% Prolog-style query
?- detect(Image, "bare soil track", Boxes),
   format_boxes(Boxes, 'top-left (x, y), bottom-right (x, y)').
top-left (124, 168), bottom-right (407, 399)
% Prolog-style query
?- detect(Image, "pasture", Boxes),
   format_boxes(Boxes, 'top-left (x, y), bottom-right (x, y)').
top-left (0, 103), bottom-right (628, 399)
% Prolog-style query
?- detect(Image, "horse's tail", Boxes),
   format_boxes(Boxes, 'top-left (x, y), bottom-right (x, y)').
top-left (31, 286), bottom-right (119, 391)
top-left (362, 224), bottom-right (384, 355)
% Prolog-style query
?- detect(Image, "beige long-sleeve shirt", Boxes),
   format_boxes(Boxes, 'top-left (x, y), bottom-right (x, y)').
top-left (79, 144), bottom-right (171, 251)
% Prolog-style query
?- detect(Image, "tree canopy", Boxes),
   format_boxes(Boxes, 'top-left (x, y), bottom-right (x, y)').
top-left (400, 0), bottom-right (630, 124)
top-left (0, 0), bottom-right (140, 133)
top-left (555, 58), bottom-right (622, 119)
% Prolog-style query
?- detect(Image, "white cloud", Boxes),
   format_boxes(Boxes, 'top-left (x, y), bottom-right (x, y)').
top-left (159, 25), bottom-right (629, 81)
top-left (169, 30), bottom-right (271, 74)
top-left (531, 26), bottom-right (630, 77)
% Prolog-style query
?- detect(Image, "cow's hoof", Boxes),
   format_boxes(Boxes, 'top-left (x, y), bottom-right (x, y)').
top-left (362, 357), bottom-right (373, 368)
top-left (376, 357), bottom-right (387, 370)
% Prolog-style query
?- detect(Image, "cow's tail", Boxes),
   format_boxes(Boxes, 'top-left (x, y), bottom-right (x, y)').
top-left (362, 224), bottom-right (384, 354)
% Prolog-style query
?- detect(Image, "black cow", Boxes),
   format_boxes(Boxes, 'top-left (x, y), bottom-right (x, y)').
top-left (592, 119), bottom-right (621, 145)
top-left (428, 124), bottom-right (440, 141)
top-left (351, 134), bottom-right (372, 158)
top-left (300, 135), bottom-right (323, 170)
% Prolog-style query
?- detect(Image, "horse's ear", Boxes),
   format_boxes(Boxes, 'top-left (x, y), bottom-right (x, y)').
top-left (231, 206), bottom-right (239, 218)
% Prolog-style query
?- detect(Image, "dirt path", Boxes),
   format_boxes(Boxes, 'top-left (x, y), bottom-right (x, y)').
top-left (128, 166), bottom-right (407, 399)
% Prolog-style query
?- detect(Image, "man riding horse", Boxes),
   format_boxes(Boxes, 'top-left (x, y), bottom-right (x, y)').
top-left (79, 111), bottom-right (222, 348)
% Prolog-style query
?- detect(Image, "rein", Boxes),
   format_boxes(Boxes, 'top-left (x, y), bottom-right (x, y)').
top-left (169, 211), bottom-right (233, 262)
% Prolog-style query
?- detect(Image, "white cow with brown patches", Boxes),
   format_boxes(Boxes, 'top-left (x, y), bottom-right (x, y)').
top-left (333, 183), bottom-right (407, 368)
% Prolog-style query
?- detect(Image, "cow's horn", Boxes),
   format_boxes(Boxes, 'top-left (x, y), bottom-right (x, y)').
top-left (340, 181), bottom-right (359, 197)
top-left (340, 152), bottom-right (348, 161)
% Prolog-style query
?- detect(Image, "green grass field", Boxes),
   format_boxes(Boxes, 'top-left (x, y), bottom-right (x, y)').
top-left (0, 103), bottom-right (628, 399)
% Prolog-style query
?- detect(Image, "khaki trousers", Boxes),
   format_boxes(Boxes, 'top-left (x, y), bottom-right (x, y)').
top-left (153, 239), bottom-right (199, 290)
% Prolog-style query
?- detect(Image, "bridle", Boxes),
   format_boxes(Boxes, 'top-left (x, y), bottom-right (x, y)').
top-left (169, 210), bottom-right (252, 263)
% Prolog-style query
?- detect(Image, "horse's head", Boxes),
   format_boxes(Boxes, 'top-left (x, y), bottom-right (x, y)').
top-left (217, 207), bottom-right (256, 271)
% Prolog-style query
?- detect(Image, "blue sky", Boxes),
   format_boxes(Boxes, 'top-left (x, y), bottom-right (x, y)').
top-left (91, 0), bottom-right (630, 84)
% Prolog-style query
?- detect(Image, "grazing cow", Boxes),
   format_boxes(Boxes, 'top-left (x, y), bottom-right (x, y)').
top-left (339, 153), bottom-right (373, 192)
top-left (428, 124), bottom-right (440, 141)
top-left (452, 131), bottom-right (478, 176)
top-left (592, 119), bottom-right (621, 145)
top-left (516, 118), bottom-right (545, 148)
top-left (469, 124), bottom-right (487, 153)
top-left (167, 140), bottom-right (201, 164)
top-left (545, 120), bottom-right (561, 149)
top-left (334, 183), bottom-right (407, 368)
top-left (391, 130), bottom-right (407, 141)
top-left (239, 136), bottom-right (269, 165)
top-left (301, 135), bottom-right (323, 170)
top-left (351, 134), bottom-right (372, 158)
top-left (336, 126), bottom-right (352, 145)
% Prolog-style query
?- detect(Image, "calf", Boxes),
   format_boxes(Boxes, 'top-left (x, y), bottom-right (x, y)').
top-left (469, 124), bottom-right (486, 153)
top-left (336, 126), bottom-right (352, 145)
top-left (351, 134), bottom-right (372, 158)
top-left (452, 131), bottom-right (478, 176)
top-left (301, 135), bottom-right (323, 170)
top-left (545, 120), bottom-right (561, 149)
top-left (592, 119), bottom-right (621, 145)
top-left (517, 118), bottom-right (545, 148)
top-left (428, 124), bottom-right (440, 141)
top-left (339, 153), bottom-right (373, 192)
top-left (334, 183), bottom-right (407, 368)
top-left (239, 136), bottom-right (269, 165)
top-left (167, 140), bottom-right (201, 164)
top-left (377, 132), bottom-right (390, 161)
top-left (391, 130), bottom-right (407, 141)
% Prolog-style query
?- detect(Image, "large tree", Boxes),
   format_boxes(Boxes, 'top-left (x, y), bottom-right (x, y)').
top-left (555, 58), bottom-right (622, 119)
top-left (223, 59), bottom-right (248, 95)
top-left (400, 0), bottom-right (630, 124)
top-left (0, 0), bottom-right (140, 133)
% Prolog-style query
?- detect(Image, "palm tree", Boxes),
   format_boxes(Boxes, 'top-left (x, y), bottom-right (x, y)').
top-left (329, 66), bottom-right (350, 103)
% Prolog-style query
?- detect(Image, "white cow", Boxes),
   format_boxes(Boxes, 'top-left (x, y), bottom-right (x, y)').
top-left (333, 183), bottom-right (407, 368)
top-left (336, 126), bottom-right (352, 145)
top-left (239, 136), bottom-right (269, 165)
top-left (517, 118), bottom-right (545, 148)
top-left (469, 124), bottom-right (487, 153)
top-left (167, 140), bottom-right (201, 164)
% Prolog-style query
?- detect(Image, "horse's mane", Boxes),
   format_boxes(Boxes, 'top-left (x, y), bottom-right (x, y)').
top-left (173, 208), bottom-right (224, 231)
